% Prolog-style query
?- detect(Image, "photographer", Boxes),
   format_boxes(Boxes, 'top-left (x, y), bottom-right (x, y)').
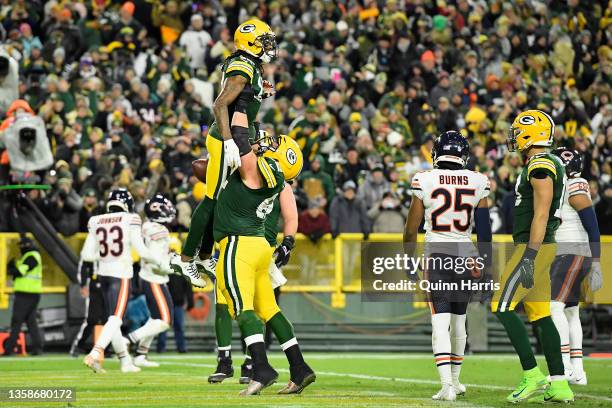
top-left (3, 237), bottom-right (43, 356)
top-left (46, 177), bottom-right (83, 236)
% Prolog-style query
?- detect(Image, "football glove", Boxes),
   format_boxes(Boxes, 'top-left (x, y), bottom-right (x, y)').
top-left (589, 260), bottom-right (603, 292)
top-left (223, 139), bottom-right (241, 170)
top-left (516, 247), bottom-right (537, 289)
top-left (273, 235), bottom-right (295, 268)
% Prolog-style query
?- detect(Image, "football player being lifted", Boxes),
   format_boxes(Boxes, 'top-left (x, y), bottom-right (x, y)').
top-left (171, 19), bottom-right (277, 286)
top-left (125, 194), bottom-right (177, 368)
top-left (490, 110), bottom-right (573, 403)
top-left (404, 131), bottom-right (492, 401)
top-left (549, 147), bottom-right (602, 385)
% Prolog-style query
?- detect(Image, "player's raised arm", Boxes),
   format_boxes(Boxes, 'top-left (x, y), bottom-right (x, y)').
top-left (274, 183), bottom-right (298, 267)
top-left (213, 74), bottom-right (246, 170)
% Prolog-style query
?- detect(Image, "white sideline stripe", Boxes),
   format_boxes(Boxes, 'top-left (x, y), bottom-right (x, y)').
top-left (161, 362), bottom-right (612, 403)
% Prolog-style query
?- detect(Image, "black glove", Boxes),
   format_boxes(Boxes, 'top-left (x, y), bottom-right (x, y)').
top-left (7, 259), bottom-right (19, 279)
top-left (308, 230), bottom-right (324, 244)
top-left (274, 235), bottom-right (295, 268)
top-left (516, 247), bottom-right (537, 289)
top-left (363, 232), bottom-right (370, 241)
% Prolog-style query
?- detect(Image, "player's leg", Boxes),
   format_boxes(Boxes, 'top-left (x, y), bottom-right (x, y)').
top-left (549, 255), bottom-right (578, 377)
top-left (85, 277), bottom-right (130, 373)
top-left (524, 244), bottom-right (573, 403)
top-left (490, 244), bottom-right (547, 402)
top-left (208, 283), bottom-right (235, 383)
top-left (256, 258), bottom-right (315, 395)
top-left (130, 282), bottom-right (173, 368)
top-left (218, 236), bottom-right (277, 395)
top-left (425, 254), bottom-right (455, 401)
top-left (566, 257), bottom-right (591, 385)
top-left (449, 302), bottom-right (468, 396)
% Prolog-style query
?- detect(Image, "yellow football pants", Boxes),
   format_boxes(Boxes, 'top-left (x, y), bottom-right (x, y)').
top-left (491, 243), bottom-right (557, 322)
top-left (216, 235), bottom-right (280, 322)
top-left (205, 133), bottom-right (227, 200)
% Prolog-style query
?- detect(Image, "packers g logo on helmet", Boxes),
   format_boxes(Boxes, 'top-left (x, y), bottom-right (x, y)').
top-left (507, 110), bottom-right (555, 152)
top-left (234, 19), bottom-right (278, 64)
top-left (264, 135), bottom-right (303, 181)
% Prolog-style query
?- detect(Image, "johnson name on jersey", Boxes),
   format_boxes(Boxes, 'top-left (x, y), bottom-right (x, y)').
top-left (411, 169), bottom-right (490, 244)
top-left (80, 212), bottom-right (153, 279)
top-left (140, 221), bottom-right (173, 284)
top-left (556, 177), bottom-right (591, 256)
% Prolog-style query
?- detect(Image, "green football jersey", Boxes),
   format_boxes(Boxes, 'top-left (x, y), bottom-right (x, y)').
top-left (264, 197), bottom-right (281, 247)
top-left (208, 53), bottom-right (263, 142)
top-left (213, 157), bottom-right (285, 242)
top-left (512, 152), bottom-right (566, 243)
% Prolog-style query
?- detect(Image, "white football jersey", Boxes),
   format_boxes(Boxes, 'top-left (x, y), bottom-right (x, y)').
top-left (81, 212), bottom-right (153, 279)
top-left (411, 169), bottom-right (490, 245)
top-left (555, 177), bottom-right (591, 256)
top-left (139, 221), bottom-right (173, 284)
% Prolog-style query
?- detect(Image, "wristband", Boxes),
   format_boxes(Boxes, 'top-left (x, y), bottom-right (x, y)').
top-left (523, 247), bottom-right (538, 260)
top-left (282, 235), bottom-right (295, 250)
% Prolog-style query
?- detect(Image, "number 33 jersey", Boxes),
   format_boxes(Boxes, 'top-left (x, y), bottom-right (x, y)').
top-left (81, 212), bottom-right (152, 279)
top-left (411, 169), bottom-right (490, 242)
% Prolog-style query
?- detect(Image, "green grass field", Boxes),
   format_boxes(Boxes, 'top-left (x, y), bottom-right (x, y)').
top-left (0, 353), bottom-right (611, 407)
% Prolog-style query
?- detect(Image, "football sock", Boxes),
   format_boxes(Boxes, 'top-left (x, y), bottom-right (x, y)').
top-left (431, 313), bottom-right (452, 385)
top-left (182, 197), bottom-right (214, 257)
top-left (137, 336), bottom-right (154, 356)
top-left (565, 306), bottom-right (584, 374)
top-left (533, 316), bottom-right (564, 377)
top-left (550, 301), bottom-right (571, 373)
top-left (494, 311), bottom-right (537, 371)
top-left (91, 315), bottom-right (122, 360)
top-left (129, 319), bottom-right (169, 343)
top-left (238, 311), bottom-right (267, 368)
top-left (215, 304), bottom-right (233, 356)
top-left (268, 312), bottom-right (305, 367)
top-left (111, 330), bottom-right (129, 363)
top-left (450, 313), bottom-right (467, 383)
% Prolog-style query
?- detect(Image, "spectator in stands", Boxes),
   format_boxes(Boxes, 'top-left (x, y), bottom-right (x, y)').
top-left (358, 164), bottom-right (390, 209)
top-left (300, 155), bottom-right (335, 202)
top-left (330, 180), bottom-right (370, 239)
top-left (47, 177), bottom-right (83, 236)
top-left (180, 14), bottom-right (212, 70)
top-left (367, 191), bottom-right (408, 233)
top-left (298, 197), bottom-right (331, 244)
top-left (0, 52), bottom-right (19, 113)
top-left (79, 188), bottom-right (101, 232)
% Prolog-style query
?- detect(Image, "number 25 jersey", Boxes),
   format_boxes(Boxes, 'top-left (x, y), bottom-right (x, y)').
top-left (411, 169), bottom-right (490, 242)
top-left (81, 212), bottom-right (152, 279)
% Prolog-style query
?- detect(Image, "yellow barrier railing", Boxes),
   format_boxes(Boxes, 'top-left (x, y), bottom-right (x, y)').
top-left (1, 233), bottom-right (611, 309)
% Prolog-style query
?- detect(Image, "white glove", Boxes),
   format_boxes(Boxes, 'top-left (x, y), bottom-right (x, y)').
top-left (223, 139), bottom-right (241, 171)
top-left (589, 261), bottom-right (603, 292)
top-left (268, 260), bottom-right (287, 289)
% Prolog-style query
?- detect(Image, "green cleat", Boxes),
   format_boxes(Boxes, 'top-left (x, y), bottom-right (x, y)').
top-left (528, 379), bottom-right (574, 404)
top-left (507, 368), bottom-right (549, 403)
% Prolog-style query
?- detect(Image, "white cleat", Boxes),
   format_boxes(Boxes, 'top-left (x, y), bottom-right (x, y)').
top-left (569, 371), bottom-right (587, 385)
top-left (453, 381), bottom-right (466, 396)
top-left (83, 354), bottom-right (106, 374)
top-left (194, 256), bottom-right (217, 282)
top-left (133, 355), bottom-right (160, 368)
top-left (120, 363), bottom-right (142, 373)
top-left (170, 253), bottom-right (206, 288)
top-left (432, 384), bottom-right (457, 401)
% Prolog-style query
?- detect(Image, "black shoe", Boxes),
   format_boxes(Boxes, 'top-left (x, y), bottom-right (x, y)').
top-left (239, 363), bottom-right (278, 396)
top-left (278, 363), bottom-right (316, 394)
top-left (208, 358), bottom-right (234, 383)
top-left (239, 360), bottom-right (253, 384)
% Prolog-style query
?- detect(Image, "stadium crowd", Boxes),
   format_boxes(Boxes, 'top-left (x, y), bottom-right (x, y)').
top-left (0, 0), bottom-right (610, 237)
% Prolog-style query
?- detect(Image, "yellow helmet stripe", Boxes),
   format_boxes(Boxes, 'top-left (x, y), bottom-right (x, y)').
top-left (257, 157), bottom-right (277, 188)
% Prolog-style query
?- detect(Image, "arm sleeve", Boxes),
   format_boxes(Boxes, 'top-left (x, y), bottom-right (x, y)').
top-left (225, 59), bottom-right (254, 81)
top-left (410, 173), bottom-right (424, 200)
top-left (527, 156), bottom-right (557, 180)
top-left (567, 178), bottom-right (590, 198)
top-left (80, 220), bottom-right (100, 262)
top-left (474, 207), bottom-right (493, 266)
top-left (577, 206), bottom-right (601, 258)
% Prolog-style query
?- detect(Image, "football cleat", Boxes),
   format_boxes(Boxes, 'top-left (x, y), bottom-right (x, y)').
top-left (208, 358), bottom-right (234, 383)
top-left (83, 354), bottom-right (106, 374)
top-left (120, 362), bottom-right (142, 373)
top-left (506, 368), bottom-right (548, 403)
top-left (569, 371), bottom-right (587, 385)
top-left (133, 355), bottom-right (160, 368)
top-left (432, 384), bottom-right (457, 401)
top-left (453, 381), bottom-right (466, 396)
top-left (528, 379), bottom-right (574, 403)
top-left (170, 253), bottom-right (206, 288)
top-left (239, 364), bottom-right (278, 396)
top-left (194, 256), bottom-right (217, 283)
top-left (239, 360), bottom-right (253, 384)
top-left (278, 363), bottom-right (316, 395)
